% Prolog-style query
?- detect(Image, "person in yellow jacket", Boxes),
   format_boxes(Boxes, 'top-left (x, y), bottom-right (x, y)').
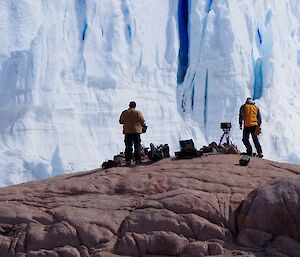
top-left (119, 101), bottom-right (145, 165)
top-left (239, 97), bottom-right (263, 157)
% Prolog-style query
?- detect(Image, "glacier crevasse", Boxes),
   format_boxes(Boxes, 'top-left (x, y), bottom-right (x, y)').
top-left (0, 0), bottom-right (299, 186)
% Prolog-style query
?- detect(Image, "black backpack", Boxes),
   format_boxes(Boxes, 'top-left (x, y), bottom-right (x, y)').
top-left (148, 143), bottom-right (170, 161)
top-left (102, 160), bottom-right (119, 169)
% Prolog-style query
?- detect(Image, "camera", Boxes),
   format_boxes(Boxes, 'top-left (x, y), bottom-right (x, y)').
top-left (142, 123), bottom-right (147, 133)
top-left (220, 122), bottom-right (231, 130)
top-left (219, 122), bottom-right (234, 145)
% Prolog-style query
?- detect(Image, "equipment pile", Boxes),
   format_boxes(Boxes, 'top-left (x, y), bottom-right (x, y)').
top-left (174, 139), bottom-right (202, 158)
top-left (101, 143), bottom-right (170, 169)
top-left (174, 139), bottom-right (239, 159)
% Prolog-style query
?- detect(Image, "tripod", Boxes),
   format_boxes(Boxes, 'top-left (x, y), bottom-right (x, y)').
top-left (219, 128), bottom-right (235, 145)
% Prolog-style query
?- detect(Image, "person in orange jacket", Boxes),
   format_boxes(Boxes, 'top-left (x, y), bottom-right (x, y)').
top-left (239, 97), bottom-right (263, 157)
top-left (119, 101), bottom-right (145, 165)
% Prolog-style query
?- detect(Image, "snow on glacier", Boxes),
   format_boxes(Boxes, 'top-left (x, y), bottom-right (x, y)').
top-left (178, 0), bottom-right (300, 164)
top-left (0, 0), bottom-right (299, 186)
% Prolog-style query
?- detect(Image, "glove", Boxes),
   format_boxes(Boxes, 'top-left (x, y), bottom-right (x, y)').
top-left (255, 126), bottom-right (261, 135)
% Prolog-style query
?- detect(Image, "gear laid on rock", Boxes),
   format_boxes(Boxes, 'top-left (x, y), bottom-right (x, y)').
top-left (0, 155), bottom-right (300, 256)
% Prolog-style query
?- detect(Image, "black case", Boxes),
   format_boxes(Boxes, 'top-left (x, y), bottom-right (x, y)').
top-left (239, 155), bottom-right (250, 166)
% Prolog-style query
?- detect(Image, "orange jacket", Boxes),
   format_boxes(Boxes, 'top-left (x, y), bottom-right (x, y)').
top-left (119, 108), bottom-right (145, 134)
top-left (239, 103), bottom-right (261, 127)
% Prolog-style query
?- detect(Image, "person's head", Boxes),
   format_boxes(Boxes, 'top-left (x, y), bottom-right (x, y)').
top-left (129, 101), bottom-right (136, 108)
top-left (246, 97), bottom-right (253, 104)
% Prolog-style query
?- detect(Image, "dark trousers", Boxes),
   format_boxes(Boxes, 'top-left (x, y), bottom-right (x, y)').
top-left (242, 126), bottom-right (262, 155)
top-left (124, 134), bottom-right (141, 162)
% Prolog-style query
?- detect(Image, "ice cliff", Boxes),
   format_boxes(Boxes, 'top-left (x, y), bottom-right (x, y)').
top-left (0, 0), bottom-right (299, 186)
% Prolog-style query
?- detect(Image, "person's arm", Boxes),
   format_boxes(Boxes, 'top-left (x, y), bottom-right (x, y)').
top-left (119, 110), bottom-right (126, 124)
top-left (139, 112), bottom-right (145, 125)
top-left (239, 105), bottom-right (244, 129)
top-left (257, 107), bottom-right (262, 127)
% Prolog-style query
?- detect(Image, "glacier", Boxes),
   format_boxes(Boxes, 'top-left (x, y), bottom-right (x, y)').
top-left (0, 0), bottom-right (299, 186)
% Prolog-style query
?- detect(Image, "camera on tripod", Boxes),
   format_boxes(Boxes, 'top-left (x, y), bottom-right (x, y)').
top-left (220, 122), bottom-right (231, 131)
top-left (219, 122), bottom-right (234, 145)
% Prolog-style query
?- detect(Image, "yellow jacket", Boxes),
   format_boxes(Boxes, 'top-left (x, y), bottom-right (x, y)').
top-left (239, 103), bottom-right (261, 127)
top-left (119, 108), bottom-right (145, 134)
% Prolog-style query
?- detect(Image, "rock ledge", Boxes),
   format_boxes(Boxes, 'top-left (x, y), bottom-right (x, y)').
top-left (0, 154), bottom-right (300, 257)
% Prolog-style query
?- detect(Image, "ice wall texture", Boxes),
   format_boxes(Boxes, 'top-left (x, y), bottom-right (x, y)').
top-left (0, 0), bottom-right (204, 186)
top-left (0, 0), bottom-right (299, 186)
top-left (178, 0), bottom-right (300, 163)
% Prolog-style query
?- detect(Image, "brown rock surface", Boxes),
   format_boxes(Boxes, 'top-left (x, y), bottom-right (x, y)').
top-left (236, 175), bottom-right (300, 256)
top-left (0, 154), bottom-right (300, 257)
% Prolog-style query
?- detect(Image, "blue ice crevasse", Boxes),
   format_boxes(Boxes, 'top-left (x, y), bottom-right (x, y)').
top-left (177, 0), bottom-right (189, 84)
top-left (181, 93), bottom-right (186, 112)
top-left (257, 28), bottom-right (262, 45)
top-left (207, 0), bottom-right (214, 13)
top-left (82, 21), bottom-right (88, 40)
top-left (121, 0), bottom-right (133, 44)
top-left (253, 58), bottom-right (263, 100)
top-left (191, 76), bottom-right (195, 110)
top-left (204, 69), bottom-right (209, 127)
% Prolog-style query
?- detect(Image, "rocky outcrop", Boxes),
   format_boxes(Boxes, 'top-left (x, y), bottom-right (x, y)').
top-left (0, 154), bottom-right (300, 257)
top-left (236, 176), bottom-right (300, 256)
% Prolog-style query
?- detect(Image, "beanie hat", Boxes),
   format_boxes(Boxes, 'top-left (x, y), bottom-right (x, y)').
top-left (129, 101), bottom-right (136, 108)
top-left (246, 97), bottom-right (253, 104)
